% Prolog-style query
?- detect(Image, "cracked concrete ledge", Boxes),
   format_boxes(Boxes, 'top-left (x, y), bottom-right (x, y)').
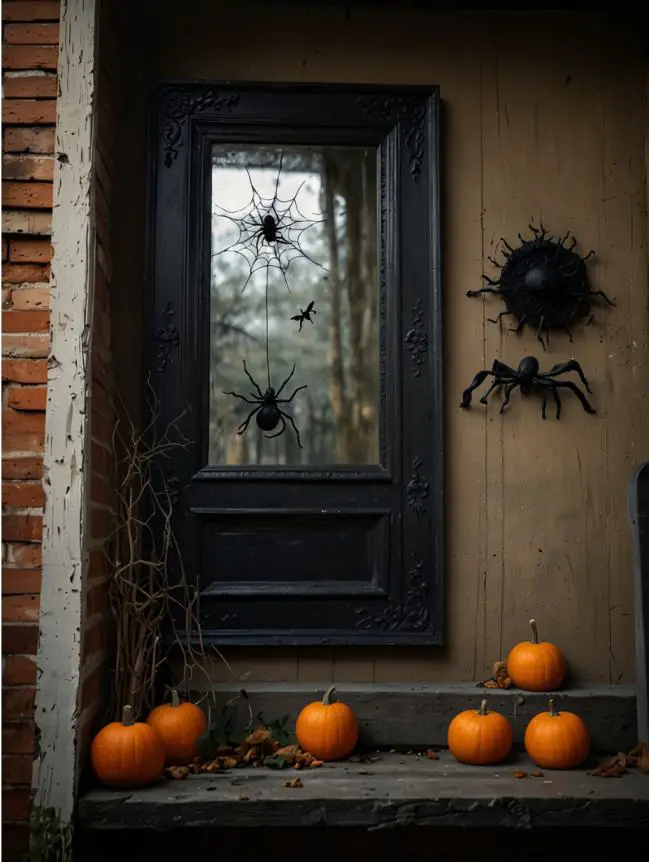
top-left (187, 683), bottom-right (638, 753)
top-left (78, 751), bottom-right (649, 831)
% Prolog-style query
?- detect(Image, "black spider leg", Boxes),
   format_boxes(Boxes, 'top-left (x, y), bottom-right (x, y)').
top-left (535, 315), bottom-right (549, 350)
top-left (241, 359), bottom-right (264, 398)
top-left (236, 405), bottom-right (263, 435)
top-left (460, 360), bottom-right (516, 408)
top-left (541, 359), bottom-right (592, 393)
top-left (590, 288), bottom-right (616, 307)
top-left (548, 380), bottom-right (595, 414)
top-left (499, 380), bottom-right (520, 413)
top-left (535, 380), bottom-right (563, 420)
top-left (265, 410), bottom-right (304, 449)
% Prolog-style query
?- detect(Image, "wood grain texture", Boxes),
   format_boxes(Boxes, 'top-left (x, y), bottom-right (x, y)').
top-left (118, 6), bottom-right (648, 685)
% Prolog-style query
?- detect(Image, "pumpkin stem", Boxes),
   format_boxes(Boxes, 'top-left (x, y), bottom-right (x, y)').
top-left (171, 689), bottom-right (180, 708)
top-left (548, 697), bottom-right (559, 717)
top-left (478, 698), bottom-right (488, 716)
top-left (121, 705), bottom-right (134, 726)
top-left (529, 618), bottom-right (539, 644)
top-left (322, 686), bottom-right (337, 705)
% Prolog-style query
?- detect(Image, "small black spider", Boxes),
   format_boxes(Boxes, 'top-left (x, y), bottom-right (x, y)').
top-left (224, 361), bottom-right (307, 447)
top-left (291, 300), bottom-right (316, 332)
top-left (460, 356), bottom-right (595, 420)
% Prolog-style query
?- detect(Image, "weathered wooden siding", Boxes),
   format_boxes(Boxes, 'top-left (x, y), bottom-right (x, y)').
top-left (113, 6), bottom-right (649, 685)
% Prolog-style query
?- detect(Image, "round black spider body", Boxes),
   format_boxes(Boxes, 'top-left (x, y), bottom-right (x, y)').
top-left (256, 390), bottom-right (281, 432)
top-left (516, 356), bottom-right (540, 394)
top-left (467, 223), bottom-right (614, 348)
top-left (261, 214), bottom-right (278, 244)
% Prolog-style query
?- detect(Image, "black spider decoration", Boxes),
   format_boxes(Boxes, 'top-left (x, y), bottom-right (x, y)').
top-left (223, 360), bottom-right (307, 448)
top-left (460, 356), bottom-right (595, 420)
top-left (291, 300), bottom-right (316, 332)
top-left (212, 149), bottom-right (328, 296)
top-left (467, 222), bottom-right (615, 349)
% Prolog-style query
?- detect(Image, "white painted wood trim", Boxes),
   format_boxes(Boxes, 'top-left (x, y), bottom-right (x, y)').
top-left (33, 0), bottom-right (98, 823)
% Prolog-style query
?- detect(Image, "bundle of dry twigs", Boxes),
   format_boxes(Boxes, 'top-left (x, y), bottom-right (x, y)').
top-left (105, 381), bottom-right (225, 720)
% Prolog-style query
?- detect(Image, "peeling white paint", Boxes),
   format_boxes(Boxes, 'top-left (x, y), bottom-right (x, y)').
top-left (32, 0), bottom-right (98, 824)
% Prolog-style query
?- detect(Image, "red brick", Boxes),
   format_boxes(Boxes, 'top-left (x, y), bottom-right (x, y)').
top-left (2, 209), bottom-right (52, 235)
top-left (3, 125), bottom-right (54, 153)
top-left (82, 620), bottom-right (104, 662)
top-left (8, 288), bottom-right (49, 309)
top-left (1, 74), bottom-right (57, 98)
top-left (2, 154), bottom-right (54, 181)
top-left (80, 660), bottom-right (107, 712)
top-left (2, 515), bottom-right (42, 542)
top-left (2, 99), bottom-right (57, 125)
top-left (2, 433), bottom-right (44, 454)
top-left (2, 788), bottom-right (31, 821)
top-left (1, 332), bottom-right (49, 357)
top-left (5, 544), bottom-right (41, 567)
top-left (2, 755), bottom-right (33, 785)
top-left (2, 238), bottom-right (8, 261)
top-left (2, 623), bottom-right (38, 654)
top-left (2, 722), bottom-right (35, 756)
top-left (2, 181), bottom-right (52, 208)
top-left (2, 480), bottom-right (44, 507)
top-left (1, 569), bottom-right (41, 594)
top-left (1, 262), bottom-right (49, 282)
top-left (2, 409), bottom-right (45, 435)
top-left (3, 656), bottom-right (37, 686)
top-left (2, 309), bottom-right (49, 331)
top-left (2, 45), bottom-right (58, 70)
top-left (2, 822), bottom-right (30, 859)
top-left (90, 505), bottom-right (112, 539)
top-left (85, 579), bottom-right (109, 617)
top-left (6, 385), bottom-right (47, 411)
top-left (2, 1), bottom-right (60, 21)
top-left (88, 549), bottom-right (108, 581)
top-left (2, 595), bottom-right (40, 623)
top-left (2, 359), bottom-right (48, 383)
top-left (4, 22), bottom-right (59, 43)
top-left (2, 688), bottom-right (35, 718)
top-left (90, 472), bottom-right (114, 508)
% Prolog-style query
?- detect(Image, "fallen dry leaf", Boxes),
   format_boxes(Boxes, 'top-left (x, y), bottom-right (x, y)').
top-left (512, 770), bottom-right (528, 779)
top-left (627, 741), bottom-right (649, 774)
top-left (477, 660), bottom-right (512, 690)
top-left (425, 749), bottom-right (438, 760)
top-left (588, 752), bottom-right (627, 778)
top-left (530, 771), bottom-right (545, 778)
top-left (310, 759), bottom-right (323, 768)
top-left (285, 777), bottom-right (303, 788)
top-left (238, 795), bottom-right (250, 801)
top-left (165, 766), bottom-right (190, 780)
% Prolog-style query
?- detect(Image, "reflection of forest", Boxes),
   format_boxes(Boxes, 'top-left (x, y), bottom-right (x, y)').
top-left (208, 145), bottom-right (379, 467)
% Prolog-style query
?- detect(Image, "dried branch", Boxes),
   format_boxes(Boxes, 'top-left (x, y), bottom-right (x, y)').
top-left (106, 376), bottom-right (228, 719)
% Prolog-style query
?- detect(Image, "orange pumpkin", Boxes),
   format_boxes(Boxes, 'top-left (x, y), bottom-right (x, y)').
top-left (91, 705), bottom-right (165, 788)
top-left (146, 689), bottom-right (207, 765)
top-left (295, 686), bottom-right (358, 761)
top-left (524, 697), bottom-right (590, 769)
top-left (507, 618), bottom-right (565, 692)
top-left (447, 698), bottom-right (513, 765)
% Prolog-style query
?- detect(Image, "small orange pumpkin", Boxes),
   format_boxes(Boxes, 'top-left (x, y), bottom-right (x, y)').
top-left (507, 618), bottom-right (565, 692)
top-left (295, 686), bottom-right (358, 761)
top-left (524, 696), bottom-right (590, 769)
top-left (91, 705), bottom-right (165, 788)
top-left (146, 689), bottom-right (207, 765)
top-left (447, 698), bottom-right (513, 765)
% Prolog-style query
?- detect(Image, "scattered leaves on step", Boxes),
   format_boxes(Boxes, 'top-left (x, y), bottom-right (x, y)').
top-left (425, 749), bottom-right (438, 760)
top-left (238, 795), bottom-right (250, 801)
top-left (530, 771), bottom-right (545, 778)
top-left (477, 660), bottom-right (512, 690)
top-left (512, 770), bottom-right (528, 779)
top-left (626, 741), bottom-right (649, 774)
top-left (588, 752), bottom-right (627, 778)
top-left (164, 766), bottom-right (190, 780)
top-left (285, 777), bottom-right (303, 788)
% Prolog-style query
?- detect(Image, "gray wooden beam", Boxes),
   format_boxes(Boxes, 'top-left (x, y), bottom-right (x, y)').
top-left (629, 461), bottom-right (649, 745)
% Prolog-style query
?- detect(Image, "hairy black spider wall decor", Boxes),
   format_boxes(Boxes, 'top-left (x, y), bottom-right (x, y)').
top-left (460, 356), bottom-right (595, 420)
top-left (466, 222), bottom-right (615, 349)
top-left (223, 360), bottom-right (307, 448)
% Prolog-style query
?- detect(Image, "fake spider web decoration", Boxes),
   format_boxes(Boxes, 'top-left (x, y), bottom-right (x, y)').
top-left (211, 147), bottom-right (329, 449)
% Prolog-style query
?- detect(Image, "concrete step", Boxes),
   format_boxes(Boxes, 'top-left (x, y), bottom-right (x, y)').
top-left (190, 682), bottom-right (637, 754)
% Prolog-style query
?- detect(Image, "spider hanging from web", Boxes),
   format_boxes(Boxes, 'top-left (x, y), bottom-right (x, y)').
top-left (211, 149), bottom-right (328, 296)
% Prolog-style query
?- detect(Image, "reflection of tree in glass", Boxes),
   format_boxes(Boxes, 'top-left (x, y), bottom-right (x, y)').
top-left (208, 145), bottom-right (379, 468)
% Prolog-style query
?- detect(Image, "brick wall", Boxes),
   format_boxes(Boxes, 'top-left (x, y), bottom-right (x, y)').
top-left (2, 2), bottom-right (59, 857)
top-left (2, 0), bottom-right (117, 855)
